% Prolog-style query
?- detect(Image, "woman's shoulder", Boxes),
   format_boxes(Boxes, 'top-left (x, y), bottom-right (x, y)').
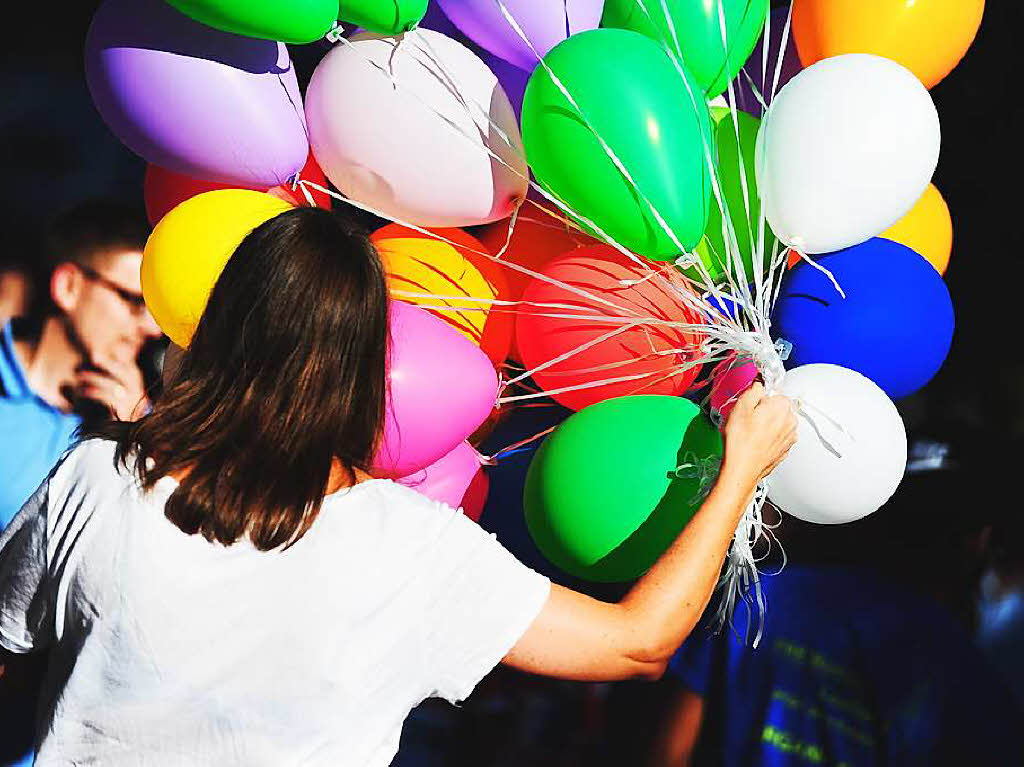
top-left (322, 478), bottom-right (470, 531)
top-left (49, 438), bottom-right (131, 495)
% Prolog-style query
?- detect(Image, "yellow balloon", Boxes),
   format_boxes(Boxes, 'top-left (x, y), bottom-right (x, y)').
top-left (881, 184), bottom-right (952, 275)
top-left (793, 0), bottom-right (984, 90)
top-left (142, 189), bottom-right (293, 347)
top-left (371, 225), bottom-right (512, 364)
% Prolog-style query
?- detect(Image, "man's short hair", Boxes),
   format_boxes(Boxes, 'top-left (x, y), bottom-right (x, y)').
top-left (34, 200), bottom-right (150, 318)
top-left (43, 199), bottom-right (149, 271)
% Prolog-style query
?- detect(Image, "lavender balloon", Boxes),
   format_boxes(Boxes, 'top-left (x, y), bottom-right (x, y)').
top-left (482, 51), bottom-right (529, 119)
top-left (436, 0), bottom-right (603, 72)
top-left (85, 0), bottom-right (308, 187)
top-left (732, 8), bottom-right (802, 117)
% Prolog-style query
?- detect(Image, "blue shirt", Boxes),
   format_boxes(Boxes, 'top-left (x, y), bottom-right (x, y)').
top-left (0, 321), bottom-right (80, 530)
top-left (670, 565), bottom-right (1023, 767)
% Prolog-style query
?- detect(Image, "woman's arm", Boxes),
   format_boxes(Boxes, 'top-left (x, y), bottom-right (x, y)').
top-left (503, 384), bottom-right (796, 681)
top-left (650, 687), bottom-right (705, 767)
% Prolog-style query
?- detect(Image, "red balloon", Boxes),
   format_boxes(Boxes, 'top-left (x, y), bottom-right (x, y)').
top-left (516, 245), bottom-right (704, 411)
top-left (144, 152), bottom-right (330, 225)
top-left (461, 468), bottom-right (489, 523)
top-left (476, 206), bottom-right (597, 301)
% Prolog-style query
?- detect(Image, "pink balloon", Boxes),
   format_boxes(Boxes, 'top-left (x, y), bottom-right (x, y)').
top-left (375, 302), bottom-right (499, 477)
top-left (709, 355), bottom-right (759, 425)
top-left (397, 441), bottom-right (490, 522)
top-left (305, 29), bottom-right (528, 227)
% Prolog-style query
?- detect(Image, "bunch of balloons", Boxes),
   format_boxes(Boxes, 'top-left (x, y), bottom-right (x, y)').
top-left (84, 1), bottom-right (980, 615)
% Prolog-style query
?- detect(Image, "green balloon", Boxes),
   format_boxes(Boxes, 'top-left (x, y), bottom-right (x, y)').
top-left (338, 0), bottom-right (428, 34)
top-left (602, 0), bottom-right (768, 99)
top-left (521, 29), bottom-right (713, 261)
top-left (166, 0), bottom-right (338, 44)
top-left (691, 110), bottom-right (777, 284)
top-left (524, 395), bottom-right (723, 582)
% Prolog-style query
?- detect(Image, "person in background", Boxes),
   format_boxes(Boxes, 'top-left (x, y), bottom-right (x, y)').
top-left (0, 201), bottom-right (161, 767)
top-left (0, 200), bottom-right (162, 532)
top-left (650, 437), bottom-right (1023, 767)
top-left (974, 443), bottom-right (1024, 714)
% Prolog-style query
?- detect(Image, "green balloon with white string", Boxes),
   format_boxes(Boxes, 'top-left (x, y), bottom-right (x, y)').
top-left (338, 0), bottom-right (428, 34)
top-left (525, 395), bottom-right (723, 582)
top-left (602, 0), bottom-right (769, 99)
top-left (690, 110), bottom-right (778, 285)
top-left (521, 28), bottom-right (714, 261)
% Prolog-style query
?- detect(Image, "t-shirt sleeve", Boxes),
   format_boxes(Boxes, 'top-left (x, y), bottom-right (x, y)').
top-left (417, 503), bottom-right (550, 704)
top-left (0, 479), bottom-right (53, 654)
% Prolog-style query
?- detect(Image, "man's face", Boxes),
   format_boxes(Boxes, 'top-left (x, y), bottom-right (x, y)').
top-left (61, 250), bottom-right (162, 367)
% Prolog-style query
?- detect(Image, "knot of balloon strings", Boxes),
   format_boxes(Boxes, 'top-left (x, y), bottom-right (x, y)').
top-left (668, 452), bottom-right (722, 507)
top-left (325, 22), bottom-right (345, 44)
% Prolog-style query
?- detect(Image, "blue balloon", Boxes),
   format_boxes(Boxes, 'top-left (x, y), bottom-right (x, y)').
top-left (772, 238), bottom-right (954, 400)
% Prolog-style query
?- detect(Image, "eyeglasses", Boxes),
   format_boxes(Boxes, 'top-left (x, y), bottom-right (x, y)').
top-left (75, 263), bottom-right (148, 315)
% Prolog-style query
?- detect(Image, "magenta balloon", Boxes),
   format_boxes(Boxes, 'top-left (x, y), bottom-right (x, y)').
top-left (732, 8), bottom-right (802, 117)
top-left (709, 355), bottom-right (758, 425)
top-left (436, 0), bottom-right (603, 71)
top-left (376, 302), bottom-right (499, 477)
top-left (397, 441), bottom-right (487, 515)
top-left (85, 0), bottom-right (308, 187)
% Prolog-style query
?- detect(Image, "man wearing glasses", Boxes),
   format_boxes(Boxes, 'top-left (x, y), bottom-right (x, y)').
top-left (0, 200), bottom-right (162, 533)
top-left (0, 201), bottom-right (162, 766)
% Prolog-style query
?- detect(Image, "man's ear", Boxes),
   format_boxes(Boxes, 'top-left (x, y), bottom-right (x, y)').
top-left (50, 262), bottom-right (82, 313)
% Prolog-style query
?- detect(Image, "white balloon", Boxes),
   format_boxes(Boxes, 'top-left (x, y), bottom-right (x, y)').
top-left (305, 29), bottom-right (528, 227)
top-left (755, 54), bottom-right (940, 254)
top-left (768, 364), bottom-right (907, 524)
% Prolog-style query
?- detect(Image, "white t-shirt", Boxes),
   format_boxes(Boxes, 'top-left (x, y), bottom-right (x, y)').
top-left (0, 439), bottom-right (550, 766)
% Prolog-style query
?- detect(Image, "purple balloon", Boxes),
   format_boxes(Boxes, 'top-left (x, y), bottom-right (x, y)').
top-left (375, 301), bottom-right (499, 477)
top-left (418, 2), bottom-right (469, 40)
top-left (732, 8), bottom-right (802, 117)
top-left (436, 0), bottom-right (603, 72)
top-left (85, 0), bottom-right (308, 187)
top-left (482, 51), bottom-right (529, 120)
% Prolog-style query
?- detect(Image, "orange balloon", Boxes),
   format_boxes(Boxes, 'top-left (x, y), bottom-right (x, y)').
top-left (476, 206), bottom-right (598, 301)
top-left (881, 183), bottom-right (952, 275)
top-left (516, 245), bottom-right (704, 412)
top-left (793, 0), bottom-right (984, 89)
top-left (371, 225), bottom-right (513, 365)
top-left (144, 152), bottom-right (330, 226)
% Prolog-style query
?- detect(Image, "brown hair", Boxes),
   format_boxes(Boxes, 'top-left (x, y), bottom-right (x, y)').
top-left (91, 207), bottom-right (389, 550)
top-left (35, 199), bottom-right (150, 319)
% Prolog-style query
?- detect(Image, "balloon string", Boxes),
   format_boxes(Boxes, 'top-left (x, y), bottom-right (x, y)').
top-left (491, 0), bottom-right (696, 260)
top-left (319, 11), bottom-right (851, 645)
top-left (327, 13), bottom-right (743, 336)
top-left (497, 369), bottom-right (666, 405)
top-left (501, 321), bottom-right (648, 388)
top-left (479, 425), bottom-right (558, 463)
top-left (296, 180), bottom-right (636, 315)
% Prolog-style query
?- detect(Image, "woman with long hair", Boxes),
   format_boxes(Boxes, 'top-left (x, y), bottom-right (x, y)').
top-left (0, 208), bottom-right (796, 765)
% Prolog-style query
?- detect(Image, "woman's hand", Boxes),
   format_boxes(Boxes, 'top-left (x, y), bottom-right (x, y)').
top-left (721, 383), bottom-right (798, 489)
top-left (504, 383), bottom-right (799, 684)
